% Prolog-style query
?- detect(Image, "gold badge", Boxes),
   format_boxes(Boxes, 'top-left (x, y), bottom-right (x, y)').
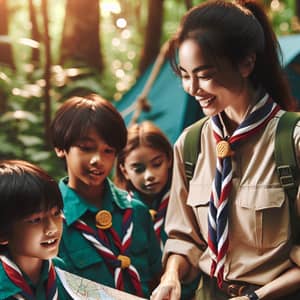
top-left (149, 209), bottom-right (157, 221)
top-left (95, 210), bottom-right (112, 230)
top-left (117, 255), bottom-right (131, 269)
top-left (216, 140), bottom-right (233, 158)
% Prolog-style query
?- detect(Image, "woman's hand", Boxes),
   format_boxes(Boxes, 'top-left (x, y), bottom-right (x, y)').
top-left (150, 272), bottom-right (181, 300)
top-left (229, 297), bottom-right (249, 300)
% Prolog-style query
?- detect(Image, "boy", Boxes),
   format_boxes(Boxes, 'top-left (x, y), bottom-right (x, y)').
top-left (50, 94), bottom-right (162, 298)
top-left (0, 160), bottom-right (70, 299)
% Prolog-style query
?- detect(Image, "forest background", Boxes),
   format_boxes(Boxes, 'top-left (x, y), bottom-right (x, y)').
top-left (0, 0), bottom-right (299, 179)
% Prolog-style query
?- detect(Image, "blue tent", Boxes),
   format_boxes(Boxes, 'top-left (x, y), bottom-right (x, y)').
top-left (279, 34), bottom-right (300, 103)
top-left (115, 34), bottom-right (300, 144)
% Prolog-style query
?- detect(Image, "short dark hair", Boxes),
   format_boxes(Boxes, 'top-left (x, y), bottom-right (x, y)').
top-left (50, 94), bottom-right (127, 153)
top-left (0, 160), bottom-right (63, 242)
top-left (115, 121), bottom-right (173, 190)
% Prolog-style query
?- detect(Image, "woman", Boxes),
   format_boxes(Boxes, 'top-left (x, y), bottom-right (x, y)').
top-left (151, 0), bottom-right (300, 299)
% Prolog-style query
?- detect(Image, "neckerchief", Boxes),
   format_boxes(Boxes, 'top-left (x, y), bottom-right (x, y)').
top-left (0, 255), bottom-right (58, 300)
top-left (72, 208), bottom-right (143, 297)
top-left (208, 94), bottom-right (280, 287)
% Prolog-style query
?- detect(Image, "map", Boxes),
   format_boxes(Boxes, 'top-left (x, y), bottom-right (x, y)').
top-left (56, 267), bottom-right (147, 300)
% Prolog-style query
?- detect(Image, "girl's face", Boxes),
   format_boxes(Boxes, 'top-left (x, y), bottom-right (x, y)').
top-left (178, 39), bottom-right (249, 117)
top-left (121, 146), bottom-right (171, 199)
top-left (55, 127), bottom-right (116, 200)
top-left (6, 206), bottom-right (63, 268)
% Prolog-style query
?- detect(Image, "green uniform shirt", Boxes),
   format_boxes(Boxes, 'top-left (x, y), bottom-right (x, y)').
top-left (0, 257), bottom-right (71, 299)
top-left (58, 177), bottom-right (162, 298)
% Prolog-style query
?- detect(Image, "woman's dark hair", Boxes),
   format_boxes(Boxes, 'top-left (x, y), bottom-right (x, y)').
top-left (168, 0), bottom-right (296, 111)
top-left (0, 160), bottom-right (63, 242)
top-left (50, 94), bottom-right (127, 153)
top-left (115, 121), bottom-right (173, 190)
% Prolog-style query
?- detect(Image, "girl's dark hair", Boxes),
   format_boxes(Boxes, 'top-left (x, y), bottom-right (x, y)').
top-left (50, 94), bottom-right (127, 153)
top-left (115, 121), bottom-right (173, 190)
top-left (0, 160), bottom-right (63, 241)
top-left (168, 0), bottom-right (296, 111)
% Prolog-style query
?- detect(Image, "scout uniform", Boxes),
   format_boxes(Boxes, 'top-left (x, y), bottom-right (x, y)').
top-left (0, 256), bottom-right (71, 300)
top-left (163, 109), bottom-right (300, 297)
top-left (58, 177), bottom-right (162, 298)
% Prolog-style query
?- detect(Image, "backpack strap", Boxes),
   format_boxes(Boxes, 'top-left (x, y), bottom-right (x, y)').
top-left (275, 111), bottom-right (300, 202)
top-left (275, 111), bottom-right (300, 243)
top-left (183, 117), bottom-right (209, 182)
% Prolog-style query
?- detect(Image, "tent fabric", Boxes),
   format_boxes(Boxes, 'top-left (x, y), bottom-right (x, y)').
top-left (115, 60), bottom-right (203, 144)
top-left (115, 34), bottom-right (300, 144)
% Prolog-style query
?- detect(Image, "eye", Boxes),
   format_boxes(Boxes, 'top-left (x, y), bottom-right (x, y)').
top-left (26, 217), bottom-right (42, 224)
top-left (104, 147), bottom-right (116, 155)
top-left (132, 164), bottom-right (146, 174)
top-left (153, 160), bottom-right (163, 168)
top-left (52, 208), bottom-right (62, 217)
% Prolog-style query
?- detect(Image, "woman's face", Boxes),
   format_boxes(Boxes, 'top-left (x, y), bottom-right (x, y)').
top-left (178, 39), bottom-right (247, 117)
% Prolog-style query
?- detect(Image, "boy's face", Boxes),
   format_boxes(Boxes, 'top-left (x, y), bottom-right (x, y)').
top-left (6, 206), bottom-right (63, 265)
top-left (55, 128), bottom-right (116, 200)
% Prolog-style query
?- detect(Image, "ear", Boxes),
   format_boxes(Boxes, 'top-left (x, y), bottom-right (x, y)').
top-left (55, 148), bottom-right (66, 158)
top-left (239, 53), bottom-right (256, 78)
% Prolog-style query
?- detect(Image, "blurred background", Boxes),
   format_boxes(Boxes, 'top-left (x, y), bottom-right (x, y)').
top-left (0, 0), bottom-right (299, 179)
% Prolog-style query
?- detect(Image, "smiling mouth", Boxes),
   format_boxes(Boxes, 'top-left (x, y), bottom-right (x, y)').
top-left (41, 239), bottom-right (58, 246)
top-left (89, 169), bottom-right (104, 176)
top-left (196, 96), bottom-right (215, 107)
top-left (144, 183), bottom-right (159, 190)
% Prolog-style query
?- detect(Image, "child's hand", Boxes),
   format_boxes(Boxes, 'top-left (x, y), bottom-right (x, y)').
top-left (229, 296), bottom-right (249, 300)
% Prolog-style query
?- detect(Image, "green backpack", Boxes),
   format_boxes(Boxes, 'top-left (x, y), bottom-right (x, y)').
top-left (183, 111), bottom-right (300, 241)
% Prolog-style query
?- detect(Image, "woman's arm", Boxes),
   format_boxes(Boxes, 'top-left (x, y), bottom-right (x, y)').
top-left (230, 266), bottom-right (300, 300)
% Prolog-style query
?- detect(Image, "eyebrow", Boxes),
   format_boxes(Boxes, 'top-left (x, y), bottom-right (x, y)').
top-left (179, 65), bottom-right (214, 73)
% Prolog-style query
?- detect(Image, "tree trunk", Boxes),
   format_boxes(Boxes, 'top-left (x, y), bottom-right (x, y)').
top-left (138, 0), bottom-right (164, 75)
top-left (296, 0), bottom-right (300, 19)
top-left (185, 0), bottom-right (193, 10)
top-left (0, 0), bottom-right (15, 69)
top-left (28, 0), bottom-right (40, 65)
top-left (60, 0), bottom-right (103, 71)
top-left (41, 0), bottom-right (51, 145)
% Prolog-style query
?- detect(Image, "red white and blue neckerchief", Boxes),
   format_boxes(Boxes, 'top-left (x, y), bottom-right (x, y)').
top-left (72, 208), bottom-right (143, 297)
top-left (127, 189), bottom-right (169, 250)
top-left (207, 94), bottom-right (280, 288)
top-left (0, 255), bottom-right (58, 300)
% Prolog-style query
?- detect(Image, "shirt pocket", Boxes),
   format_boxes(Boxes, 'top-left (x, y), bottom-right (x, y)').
top-left (187, 183), bottom-right (211, 241)
top-left (237, 187), bottom-right (289, 249)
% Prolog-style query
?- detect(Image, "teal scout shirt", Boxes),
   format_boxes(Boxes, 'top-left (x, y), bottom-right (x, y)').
top-left (130, 189), bottom-right (168, 245)
top-left (58, 177), bottom-right (162, 298)
top-left (0, 257), bottom-right (71, 300)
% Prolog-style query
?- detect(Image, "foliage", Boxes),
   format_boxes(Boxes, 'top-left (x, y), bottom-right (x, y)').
top-left (1, 0), bottom-right (299, 179)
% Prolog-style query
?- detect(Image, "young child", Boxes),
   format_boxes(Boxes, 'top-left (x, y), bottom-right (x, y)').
top-left (115, 121), bottom-right (200, 300)
top-left (115, 121), bottom-right (173, 248)
top-left (50, 94), bottom-right (162, 298)
top-left (0, 159), bottom-right (70, 299)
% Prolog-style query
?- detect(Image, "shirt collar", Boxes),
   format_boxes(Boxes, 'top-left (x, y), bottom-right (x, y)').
top-left (60, 177), bottom-right (132, 226)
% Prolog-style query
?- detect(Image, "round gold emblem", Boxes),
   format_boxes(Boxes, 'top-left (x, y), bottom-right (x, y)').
top-left (149, 209), bottom-right (157, 221)
top-left (216, 140), bottom-right (233, 158)
top-left (95, 210), bottom-right (112, 230)
top-left (117, 255), bottom-right (131, 269)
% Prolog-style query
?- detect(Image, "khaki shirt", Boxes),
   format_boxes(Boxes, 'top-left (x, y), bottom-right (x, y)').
top-left (163, 110), bottom-right (300, 285)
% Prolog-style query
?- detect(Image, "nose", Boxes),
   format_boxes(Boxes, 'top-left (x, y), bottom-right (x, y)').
top-left (45, 217), bottom-right (58, 236)
top-left (189, 77), bottom-right (201, 96)
top-left (90, 154), bottom-right (100, 165)
top-left (144, 169), bottom-right (155, 182)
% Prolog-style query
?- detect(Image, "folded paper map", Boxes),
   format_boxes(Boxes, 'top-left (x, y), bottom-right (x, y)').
top-left (56, 267), bottom-right (147, 300)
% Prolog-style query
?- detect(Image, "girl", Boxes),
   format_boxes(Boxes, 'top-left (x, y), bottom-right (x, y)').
top-left (115, 121), bottom-right (173, 247)
top-left (115, 121), bottom-right (200, 300)
top-left (151, 1), bottom-right (300, 300)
